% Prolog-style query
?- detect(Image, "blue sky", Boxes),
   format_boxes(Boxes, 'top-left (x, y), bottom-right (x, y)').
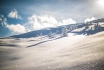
top-left (0, 0), bottom-right (104, 37)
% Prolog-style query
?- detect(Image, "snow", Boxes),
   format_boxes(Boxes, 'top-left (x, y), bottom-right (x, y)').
top-left (0, 25), bottom-right (104, 70)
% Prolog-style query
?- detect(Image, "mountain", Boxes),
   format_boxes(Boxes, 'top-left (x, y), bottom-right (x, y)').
top-left (0, 18), bottom-right (104, 70)
top-left (10, 23), bottom-right (84, 38)
top-left (0, 24), bottom-right (104, 70)
top-left (0, 18), bottom-right (101, 38)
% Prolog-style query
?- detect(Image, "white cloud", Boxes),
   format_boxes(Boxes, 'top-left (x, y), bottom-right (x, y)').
top-left (0, 18), bottom-right (2, 21)
top-left (6, 24), bottom-right (26, 33)
top-left (8, 9), bottom-right (22, 19)
top-left (27, 14), bottom-right (76, 30)
top-left (0, 14), bottom-right (4, 21)
top-left (1, 16), bottom-right (26, 34)
top-left (1, 18), bottom-right (7, 26)
top-left (62, 18), bottom-right (76, 25)
top-left (84, 17), bottom-right (96, 23)
top-left (28, 15), bottom-right (58, 30)
top-left (1, 14), bottom-right (76, 35)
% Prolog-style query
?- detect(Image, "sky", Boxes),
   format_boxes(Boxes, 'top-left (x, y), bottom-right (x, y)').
top-left (0, 0), bottom-right (104, 37)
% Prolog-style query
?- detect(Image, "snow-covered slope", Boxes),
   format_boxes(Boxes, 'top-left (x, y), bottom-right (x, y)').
top-left (9, 23), bottom-right (84, 38)
top-left (0, 30), bottom-right (104, 70)
top-left (0, 23), bottom-right (104, 70)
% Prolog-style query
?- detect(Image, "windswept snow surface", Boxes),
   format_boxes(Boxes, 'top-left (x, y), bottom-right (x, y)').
top-left (0, 32), bottom-right (104, 70)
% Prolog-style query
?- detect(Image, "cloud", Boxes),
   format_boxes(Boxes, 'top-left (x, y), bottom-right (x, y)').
top-left (1, 18), bottom-right (8, 26)
top-left (27, 14), bottom-right (76, 30)
top-left (28, 15), bottom-right (58, 30)
top-left (1, 16), bottom-right (26, 34)
top-left (6, 24), bottom-right (26, 33)
top-left (62, 18), bottom-right (76, 25)
top-left (8, 9), bottom-right (22, 19)
top-left (1, 14), bottom-right (76, 35)
top-left (0, 14), bottom-right (7, 26)
top-left (0, 18), bottom-right (2, 21)
top-left (84, 17), bottom-right (96, 23)
top-left (0, 14), bottom-right (4, 21)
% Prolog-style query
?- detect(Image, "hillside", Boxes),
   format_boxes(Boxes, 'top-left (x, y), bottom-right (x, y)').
top-left (9, 23), bottom-right (84, 38)
top-left (0, 23), bottom-right (104, 70)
